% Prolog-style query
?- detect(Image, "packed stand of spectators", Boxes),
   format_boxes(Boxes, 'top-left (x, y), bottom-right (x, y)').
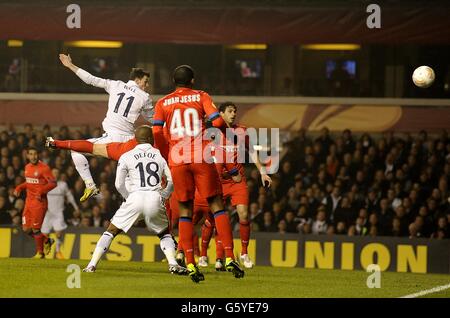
top-left (0, 124), bottom-right (123, 230)
top-left (241, 127), bottom-right (450, 239)
top-left (0, 124), bottom-right (449, 240)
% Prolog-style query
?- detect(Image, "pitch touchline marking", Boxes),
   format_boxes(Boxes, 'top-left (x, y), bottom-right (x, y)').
top-left (399, 283), bottom-right (450, 298)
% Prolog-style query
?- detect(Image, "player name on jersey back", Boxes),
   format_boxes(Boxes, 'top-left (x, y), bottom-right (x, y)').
top-left (117, 144), bottom-right (168, 194)
top-left (133, 152), bottom-right (156, 160)
top-left (163, 94), bottom-right (201, 106)
top-left (123, 83), bottom-right (139, 93)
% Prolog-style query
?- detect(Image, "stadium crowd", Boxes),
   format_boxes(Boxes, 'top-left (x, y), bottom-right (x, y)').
top-left (0, 124), bottom-right (449, 240)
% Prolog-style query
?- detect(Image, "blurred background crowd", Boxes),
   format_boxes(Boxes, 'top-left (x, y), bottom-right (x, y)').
top-left (0, 124), bottom-right (449, 239)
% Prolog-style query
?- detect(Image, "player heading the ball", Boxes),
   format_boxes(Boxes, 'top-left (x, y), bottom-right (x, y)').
top-left (59, 54), bottom-right (154, 202)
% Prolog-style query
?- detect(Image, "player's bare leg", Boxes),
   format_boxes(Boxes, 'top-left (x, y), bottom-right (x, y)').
top-left (236, 204), bottom-right (253, 268)
top-left (207, 195), bottom-right (244, 278)
top-left (178, 200), bottom-right (205, 283)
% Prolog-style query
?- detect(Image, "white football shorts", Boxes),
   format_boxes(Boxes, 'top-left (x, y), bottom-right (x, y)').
top-left (111, 191), bottom-right (169, 234)
top-left (41, 210), bottom-right (68, 233)
top-left (88, 131), bottom-right (134, 144)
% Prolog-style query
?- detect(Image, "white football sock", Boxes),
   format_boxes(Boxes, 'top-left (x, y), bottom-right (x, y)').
top-left (55, 236), bottom-right (62, 253)
top-left (88, 231), bottom-right (114, 268)
top-left (71, 151), bottom-right (95, 188)
top-left (160, 234), bottom-right (177, 266)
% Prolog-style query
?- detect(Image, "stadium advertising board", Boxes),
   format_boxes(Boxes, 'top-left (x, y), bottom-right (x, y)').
top-left (1, 227), bottom-right (448, 274)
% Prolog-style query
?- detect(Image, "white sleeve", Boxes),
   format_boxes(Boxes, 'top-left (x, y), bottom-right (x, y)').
top-left (160, 160), bottom-right (173, 199)
top-left (115, 157), bottom-right (129, 199)
top-left (75, 68), bottom-right (113, 92)
top-left (64, 183), bottom-right (78, 210)
top-left (140, 97), bottom-right (154, 123)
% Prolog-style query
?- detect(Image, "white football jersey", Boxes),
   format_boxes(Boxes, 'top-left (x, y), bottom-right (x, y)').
top-left (46, 181), bottom-right (78, 213)
top-left (115, 143), bottom-right (173, 199)
top-left (75, 69), bottom-right (153, 135)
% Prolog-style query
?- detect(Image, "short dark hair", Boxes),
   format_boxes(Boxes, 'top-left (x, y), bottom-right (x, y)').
top-left (129, 68), bottom-right (150, 80)
top-left (173, 65), bottom-right (194, 86)
top-left (27, 146), bottom-right (38, 153)
top-left (219, 101), bottom-right (237, 113)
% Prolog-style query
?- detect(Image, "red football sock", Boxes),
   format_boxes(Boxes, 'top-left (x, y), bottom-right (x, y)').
top-left (193, 232), bottom-right (200, 257)
top-left (239, 220), bottom-right (250, 255)
top-left (215, 230), bottom-right (225, 260)
top-left (200, 220), bottom-right (214, 257)
top-left (213, 210), bottom-right (234, 259)
top-left (178, 217), bottom-right (195, 265)
top-left (33, 232), bottom-right (45, 254)
top-left (55, 140), bottom-right (93, 153)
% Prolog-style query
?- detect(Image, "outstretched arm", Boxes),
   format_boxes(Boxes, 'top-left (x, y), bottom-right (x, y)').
top-left (59, 54), bottom-right (111, 91)
top-left (59, 54), bottom-right (79, 73)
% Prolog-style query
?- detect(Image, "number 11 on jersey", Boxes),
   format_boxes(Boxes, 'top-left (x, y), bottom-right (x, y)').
top-left (114, 92), bottom-right (135, 118)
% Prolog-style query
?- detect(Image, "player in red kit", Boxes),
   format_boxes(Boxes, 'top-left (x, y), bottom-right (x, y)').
top-left (199, 102), bottom-right (273, 269)
top-left (152, 65), bottom-right (244, 283)
top-left (14, 147), bottom-right (57, 258)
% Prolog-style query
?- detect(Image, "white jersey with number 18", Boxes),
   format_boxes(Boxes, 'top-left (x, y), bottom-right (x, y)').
top-left (115, 143), bottom-right (173, 199)
top-left (112, 143), bottom-right (173, 234)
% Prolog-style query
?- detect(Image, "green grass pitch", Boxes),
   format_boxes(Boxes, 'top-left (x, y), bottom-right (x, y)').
top-left (0, 258), bottom-right (449, 298)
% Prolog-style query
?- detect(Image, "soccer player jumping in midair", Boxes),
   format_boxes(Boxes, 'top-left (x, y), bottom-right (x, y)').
top-left (59, 54), bottom-right (154, 202)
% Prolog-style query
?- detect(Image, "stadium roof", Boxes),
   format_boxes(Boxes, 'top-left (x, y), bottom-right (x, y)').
top-left (6, 0), bottom-right (450, 8)
top-left (1, 0), bottom-right (450, 44)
